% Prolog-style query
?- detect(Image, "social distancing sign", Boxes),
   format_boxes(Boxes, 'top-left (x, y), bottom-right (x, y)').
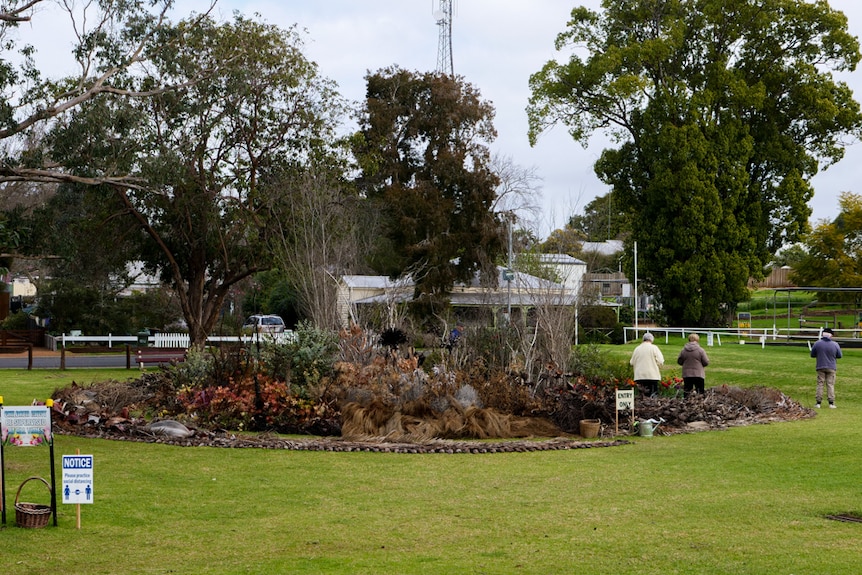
top-left (62, 454), bottom-right (93, 504)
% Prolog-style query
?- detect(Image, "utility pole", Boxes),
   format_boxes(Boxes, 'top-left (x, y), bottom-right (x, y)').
top-left (507, 212), bottom-right (513, 320)
top-left (434, 0), bottom-right (453, 75)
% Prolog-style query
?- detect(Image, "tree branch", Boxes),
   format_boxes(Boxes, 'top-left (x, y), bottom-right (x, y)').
top-left (0, 0), bottom-right (43, 23)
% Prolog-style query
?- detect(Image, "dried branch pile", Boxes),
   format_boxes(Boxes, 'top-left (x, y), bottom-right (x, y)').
top-left (631, 385), bottom-right (815, 433)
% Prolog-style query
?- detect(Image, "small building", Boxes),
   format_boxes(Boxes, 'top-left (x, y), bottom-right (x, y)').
top-left (537, 253), bottom-right (587, 295)
top-left (337, 254), bottom-right (587, 328)
top-left (750, 266), bottom-right (795, 289)
top-left (584, 271), bottom-right (629, 299)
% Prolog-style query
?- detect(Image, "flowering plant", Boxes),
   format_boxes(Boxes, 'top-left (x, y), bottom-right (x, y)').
top-left (659, 376), bottom-right (684, 398)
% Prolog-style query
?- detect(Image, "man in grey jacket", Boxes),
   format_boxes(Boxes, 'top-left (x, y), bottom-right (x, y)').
top-left (811, 328), bottom-right (842, 408)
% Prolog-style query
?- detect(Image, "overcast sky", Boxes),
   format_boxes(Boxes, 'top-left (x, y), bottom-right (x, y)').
top-left (35, 1), bottom-right (862, 239)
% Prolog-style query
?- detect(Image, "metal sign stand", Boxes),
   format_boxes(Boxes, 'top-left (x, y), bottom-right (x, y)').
top-left (0, 398), bottom-right (58, 526)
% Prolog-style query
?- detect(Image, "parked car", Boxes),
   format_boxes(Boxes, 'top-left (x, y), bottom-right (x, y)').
top-left (242, 314), bottom-right (286, 334)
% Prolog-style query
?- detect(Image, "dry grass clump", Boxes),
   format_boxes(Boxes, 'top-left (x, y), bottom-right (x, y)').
top-left (325, 347), bottom-right (563, 442)
top-left (339, 397), bottom-right (562, 442)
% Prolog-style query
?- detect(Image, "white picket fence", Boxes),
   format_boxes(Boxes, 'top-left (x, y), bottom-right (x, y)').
top-left (47, 331), bottom-right (295, 351)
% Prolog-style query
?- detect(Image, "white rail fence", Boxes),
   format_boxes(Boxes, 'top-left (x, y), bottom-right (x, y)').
top-left (624, 325), bottom-right (850, 347)
top-left (46, 331), bottom-right (295, 351)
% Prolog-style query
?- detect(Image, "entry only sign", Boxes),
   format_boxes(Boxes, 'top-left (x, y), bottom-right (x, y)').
top-left (62, 454), bottom-right (94, 504)
top-left (616, 389), bottom-right (635, 411)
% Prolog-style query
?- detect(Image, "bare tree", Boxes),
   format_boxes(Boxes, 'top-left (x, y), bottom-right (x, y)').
top-left (490, 153), bottom-right (543, 229)
top-left (271, 169), bottom-right (362, 330)
top-left (508, 274), bottom-right (577, 386)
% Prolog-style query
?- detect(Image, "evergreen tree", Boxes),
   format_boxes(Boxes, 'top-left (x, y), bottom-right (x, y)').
top-left (353, 67), bottom-right (505, 298)
top-left (528, 0), bottom-right (862, 326)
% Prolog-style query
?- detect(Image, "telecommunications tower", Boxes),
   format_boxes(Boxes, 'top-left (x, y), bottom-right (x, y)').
top-left (434, 0), bottom-right (453, 75)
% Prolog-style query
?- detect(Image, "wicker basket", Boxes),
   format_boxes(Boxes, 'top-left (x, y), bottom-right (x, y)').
top-left (14, 476), bottom-right (52, 528)
top-left (579, 419), bottom-right (601, 438)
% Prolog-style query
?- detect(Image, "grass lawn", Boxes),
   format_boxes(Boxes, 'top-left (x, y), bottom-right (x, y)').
top-left (1, 345), bottom-right (861, 575)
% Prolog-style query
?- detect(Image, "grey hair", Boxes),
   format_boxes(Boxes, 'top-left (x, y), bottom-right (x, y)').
top-left (642, 332), bottom-right (654, 342)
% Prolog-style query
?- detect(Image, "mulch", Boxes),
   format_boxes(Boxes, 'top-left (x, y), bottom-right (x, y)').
top-left (51, 420), bottom-right (630, 453)
top-left (48, 379), bottom-right (814, 454)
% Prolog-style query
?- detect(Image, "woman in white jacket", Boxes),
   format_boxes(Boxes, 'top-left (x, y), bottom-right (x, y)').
top-left (630, 332), bottom-right (664, 396)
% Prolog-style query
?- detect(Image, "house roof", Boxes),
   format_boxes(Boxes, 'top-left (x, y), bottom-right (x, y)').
top-left (353, 288), bottom-right (576, 308)
top-left (537, 253), bottom-right (587, 265)
top-left (340, 275), bottom-right (406, 289)
top-left (449, 291), bottom-right (577, 307)
top-left (581, 240), bottom-right (624, 256)
top-left (460, 266), bottom-right (563, 290)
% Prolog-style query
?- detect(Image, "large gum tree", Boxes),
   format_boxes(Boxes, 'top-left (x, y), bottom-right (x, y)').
top-left (0, 0), bottom-right (196, 186)
top-left (49, 14), bottom-right (346, 347)
top-left (528, 0), bottom-right (862, 326)
top-left (0, 0), bottom-right (188, 278)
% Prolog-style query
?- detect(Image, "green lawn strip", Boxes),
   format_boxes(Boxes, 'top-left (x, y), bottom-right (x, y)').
top-left (1, 353), bottom-right (861, 573)
top-left (0, 368), bottom-right (136, 406)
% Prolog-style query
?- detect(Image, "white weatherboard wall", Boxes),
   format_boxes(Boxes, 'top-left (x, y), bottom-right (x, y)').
top-left (538, 254), bottom-right (587, 296)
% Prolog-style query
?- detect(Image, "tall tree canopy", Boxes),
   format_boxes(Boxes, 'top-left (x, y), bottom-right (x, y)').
top-left (528, 0), bottom-right (862, 326)
top-left (0, 0), bottom-right (192, 274)
top-left (792, 191), bottom-right (862, 289)
top-left (49, 15), bottom-right (346, 346)
top-left (27, 183), bottom-right (143, 291)
top-left (353, 67), bottom-right (505, 299)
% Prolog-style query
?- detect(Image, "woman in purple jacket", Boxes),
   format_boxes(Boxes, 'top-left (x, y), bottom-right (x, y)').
top-left (677, 333), bottom-right (710, 397)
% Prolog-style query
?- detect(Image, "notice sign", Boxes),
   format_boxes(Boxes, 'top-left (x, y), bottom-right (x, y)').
top-left (1, 405), bottom-right (51, 446)
top-left (62, 455), bottom-right (94, 504)
top-left (616, 389), bottom-right (635, 411)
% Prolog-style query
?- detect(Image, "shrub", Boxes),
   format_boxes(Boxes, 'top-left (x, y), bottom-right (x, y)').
top-left (579, 305), bottom-right (621, 344)
top-left (166, 348), bottom-right (218, 390)
top-left (159, 336), bottom-right (341, 434)
top-left (569, 343), bottom-right (631, 383)
top-left (172, 370), bottom-right (339, 435)
top-left (454, 325), bottom-right (520, 377)
top-left (1, 310), bottom-right (29, 330)
top-left (260, 320), bottom-right (339, 395)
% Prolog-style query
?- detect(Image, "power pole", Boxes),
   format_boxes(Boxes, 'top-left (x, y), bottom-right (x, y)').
top-left (435, 0), bottom-right (453, 76)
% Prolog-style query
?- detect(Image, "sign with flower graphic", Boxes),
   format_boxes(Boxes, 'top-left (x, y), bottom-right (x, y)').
top-left (1, 405), bottom-right (52, 447)
top-left (0, 401), bottom-right (58, 527)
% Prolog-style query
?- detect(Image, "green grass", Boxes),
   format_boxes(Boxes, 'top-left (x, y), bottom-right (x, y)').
top-left (1, 349), bottom-right (861, 574)
top-left (0, 368), bottom-right (137, 405)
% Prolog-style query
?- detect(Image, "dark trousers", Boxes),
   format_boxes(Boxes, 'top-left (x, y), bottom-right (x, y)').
top-left (684, 377), bottom-right (705, 397)
top-left (637, 379), bottom-right (660, 396)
